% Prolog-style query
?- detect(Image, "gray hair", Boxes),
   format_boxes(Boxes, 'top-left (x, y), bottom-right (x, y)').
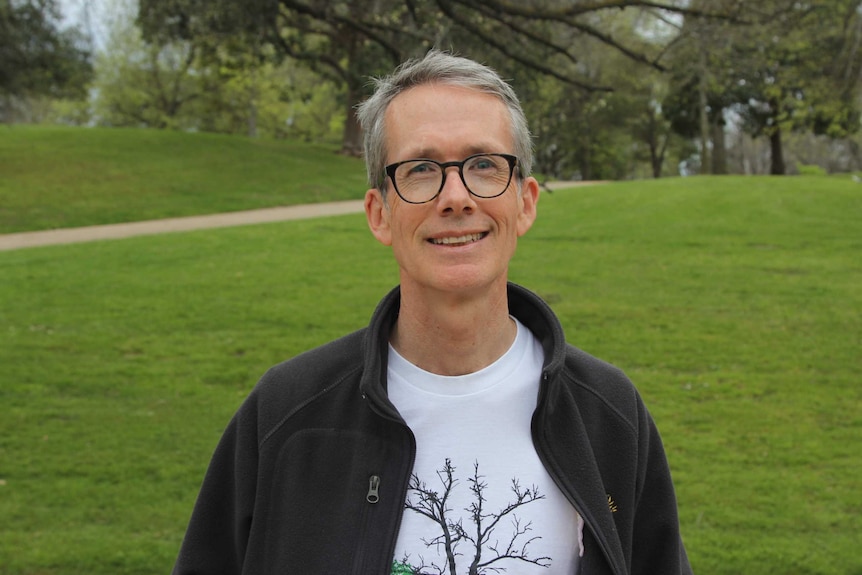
top-left (356, 49), bottom-right (533, 194)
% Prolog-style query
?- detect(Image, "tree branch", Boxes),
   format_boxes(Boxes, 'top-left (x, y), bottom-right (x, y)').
top-left (435, 0), bottom-right (612, 91)
top-left (278, 0), bottom-right (404, 62)
top-left (473, 0), bottom-right (749, 22)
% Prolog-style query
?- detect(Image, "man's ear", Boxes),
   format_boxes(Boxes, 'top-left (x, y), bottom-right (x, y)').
top-left (365, 188), bottom-right (392, 246)
top-left (517, 177), bottom-right (540, 237)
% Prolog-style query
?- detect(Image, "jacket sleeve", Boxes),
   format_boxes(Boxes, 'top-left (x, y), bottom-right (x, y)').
top-left (630, 400), bottom-right (693, 575)
top-left (172, 397), bottom-right (260, 575)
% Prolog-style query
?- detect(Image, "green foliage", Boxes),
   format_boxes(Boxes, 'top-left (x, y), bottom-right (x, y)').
top-left (664, 1), bottom-right (862, 175)
top-left (78, 1), bottom-right (862, 179)
top-left (45, 0), bottom-right (858, 179)
top-left (521, 58), bottom-right (627, 180)
top-left (91, 0), bottom-right (198, 129)
top-left (138, 0), bottom-right (409, 153)
top-left (521, 9), bottom-right (681, 180)
top-left (0, 0), bottom-right (92, 121)
top-left (0, 126), bottom-right (367, 233)
top-left (135, 0), bottom-right (754, 157)
top-left (739, 5), bottom-right (859, 141)
top-left (90, 0), bottom-right (343, 139)
top-left (190, 46), bottom-right (345, 142)
top-left (796, 163), bottom-right (828, 176)
top-left (281, 77), bottom-right (344, 143)
top-left (0, 175), bottom-right (860, 574)
top-left (42, 96), bottom-right (92, 125)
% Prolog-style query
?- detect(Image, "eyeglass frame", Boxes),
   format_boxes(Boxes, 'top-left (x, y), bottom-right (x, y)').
top-left (383, 153), bottom-right (519, 204)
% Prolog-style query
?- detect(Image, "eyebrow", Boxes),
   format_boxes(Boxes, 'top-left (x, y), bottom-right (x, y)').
top-left (402, 144), bottom-right (507, 160)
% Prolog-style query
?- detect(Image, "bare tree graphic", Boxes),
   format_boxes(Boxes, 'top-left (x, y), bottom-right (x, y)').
top-left (402, 459), bottom-right (551, 575)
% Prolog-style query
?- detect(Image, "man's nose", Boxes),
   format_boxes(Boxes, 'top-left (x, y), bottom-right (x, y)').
top-left (436, 167), bottom-right (475, 212)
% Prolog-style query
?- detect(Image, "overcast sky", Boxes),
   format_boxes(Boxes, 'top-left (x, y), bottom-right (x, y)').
top-left (57, 0), bottom-right (114, 51)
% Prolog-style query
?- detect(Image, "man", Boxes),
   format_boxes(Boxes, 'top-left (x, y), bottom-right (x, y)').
top-left (172, 50), bottom-right (693, 575)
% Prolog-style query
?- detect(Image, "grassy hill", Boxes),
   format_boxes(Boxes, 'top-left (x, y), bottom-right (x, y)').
top-left (0, 131), bottom-right (860, 574)
top-left (0, 126), bottom-right (368, 233)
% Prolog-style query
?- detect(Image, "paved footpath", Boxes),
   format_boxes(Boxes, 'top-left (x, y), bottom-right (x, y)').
top-left (0, 181), bottom-right (594, 252)
top-left (0, 201), bottom-right (366, 252)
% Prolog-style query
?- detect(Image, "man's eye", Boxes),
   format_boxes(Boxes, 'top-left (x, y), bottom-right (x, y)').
top-left (468, 157), bottom-right (496, 171)
top-left (407, 162), bottom-right (438, 175)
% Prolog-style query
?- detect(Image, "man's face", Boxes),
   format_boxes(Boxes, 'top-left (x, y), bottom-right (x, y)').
top-left (364, 83), bottom-right (539, 298)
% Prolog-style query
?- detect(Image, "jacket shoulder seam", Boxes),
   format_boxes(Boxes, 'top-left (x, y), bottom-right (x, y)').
top-left (258, 364), bottom-right (363, 449)
top-left (565, 367), bottom-right (640, 436)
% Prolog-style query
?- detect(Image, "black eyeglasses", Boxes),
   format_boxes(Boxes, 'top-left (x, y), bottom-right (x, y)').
top-left (384, 153), bottom-right (518, 204)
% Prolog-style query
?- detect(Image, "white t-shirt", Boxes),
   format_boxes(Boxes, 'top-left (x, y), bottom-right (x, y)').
top-left (388, 318), bottom-right (583, 575)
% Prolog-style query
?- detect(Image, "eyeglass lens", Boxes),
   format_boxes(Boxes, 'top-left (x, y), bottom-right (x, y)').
top-left (393, 154), bottom-right (513, 203)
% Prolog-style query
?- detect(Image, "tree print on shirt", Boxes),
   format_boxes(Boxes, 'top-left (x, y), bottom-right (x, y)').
top-left (394, 458), bottom-right (551, 575)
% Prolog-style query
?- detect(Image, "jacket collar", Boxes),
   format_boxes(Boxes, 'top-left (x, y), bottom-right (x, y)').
top-left (359, 283), bottom-right (567, 409)
top-left (505, 282), bottom-right (567, 376)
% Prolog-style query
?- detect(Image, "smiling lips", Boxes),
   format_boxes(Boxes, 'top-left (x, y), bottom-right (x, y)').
top-left (429, 232), bottom-right (488, 246)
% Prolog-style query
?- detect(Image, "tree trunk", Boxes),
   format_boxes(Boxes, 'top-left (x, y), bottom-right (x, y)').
top-left (651, 150), bottom-right (662, 178)
top-left (698, 49), bottom-right (712, 175)
top-left (337, 21), bottom-right (365, 157)
top-left (652, 134), bottom-right (668, 178)
top-left (649, 135), bottom-right (661, 178)
top-left (247, 64), bottom-right (258, 138)
top-left (340, 81), bottom-right (363, 156)
top-left (711, 120), bottom-right (726, 174)
top-left (646, 110), bottom-right (663, 178)
top-left (579, 143), bottom-right (593, 181)
top-left (769, 128), bottom-right (786, 175)
top-left (247, 99), bottom-right (258, 139)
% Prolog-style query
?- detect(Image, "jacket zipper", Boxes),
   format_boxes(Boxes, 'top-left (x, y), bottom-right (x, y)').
top-left (361, 385), bottom-right (418, 574)
top-left (367, 474), bottom-right (381, 504)
top-left (352, 474), bottom-right (381, 574)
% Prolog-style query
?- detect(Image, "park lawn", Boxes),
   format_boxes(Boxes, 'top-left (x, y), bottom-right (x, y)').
top-left (0, 125), bottom-right (367, 233)
top-left (0, 175), bottom-right (860, 574)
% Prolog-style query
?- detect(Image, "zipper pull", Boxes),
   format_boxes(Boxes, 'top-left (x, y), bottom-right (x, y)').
top-left (366, 475), bottom-right (380, 504)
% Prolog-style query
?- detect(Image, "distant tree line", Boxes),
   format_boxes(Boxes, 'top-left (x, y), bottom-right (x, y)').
top-left (4, 0), bottom-right (862, 179)
top-left (1, 0), bottom-right (92, 121)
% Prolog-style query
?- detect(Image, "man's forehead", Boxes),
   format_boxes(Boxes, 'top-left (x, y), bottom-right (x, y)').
top-left (383, 84), bottom-right (512, 161)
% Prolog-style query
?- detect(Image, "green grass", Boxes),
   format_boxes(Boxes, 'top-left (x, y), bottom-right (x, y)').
top-left (515, 176), bottom-right (862, 574)
top-left (0, 125), bottom-right (367, 233)
top-left (1, 172), bottom-right (860, 575)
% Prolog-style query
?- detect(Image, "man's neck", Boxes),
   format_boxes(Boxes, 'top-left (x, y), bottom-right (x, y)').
top-left (391, 282), bottom-right (515, 376)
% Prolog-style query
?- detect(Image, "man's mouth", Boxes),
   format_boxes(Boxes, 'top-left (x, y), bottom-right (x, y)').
top-left (429, 232), bottom-right (487, 246)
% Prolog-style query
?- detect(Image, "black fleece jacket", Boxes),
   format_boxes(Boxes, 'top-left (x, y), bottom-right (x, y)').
top-left (172, 283), bottom-right (693, 575)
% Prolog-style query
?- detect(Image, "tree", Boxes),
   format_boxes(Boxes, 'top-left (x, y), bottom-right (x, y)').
top-left (136, 0), bottom-right (407, 153)
top-left (136, 0), bottom-right (750, 155)
top-left (600, 9), bottom-right (679, 178)
top-left (730, 2), bottom-right (862, 174)
top-left (520, 7), bottom-right (687, 180)
top-left (190, 45), bottom-right (344, 141)
top-left (93, 0), bottom-right (343, 139)
top-left (0, 0), bottom-right (92, 121)
top-left (628, 84), bottom-right (673, 178)
top-left (666, 0), bottom-right (862, 175)
top-left (662, 3), bottom-right (738, 175)
top-left (663, 68), bottom-right (736, 175)
top-left (92, 0), bottom-right (200, 128)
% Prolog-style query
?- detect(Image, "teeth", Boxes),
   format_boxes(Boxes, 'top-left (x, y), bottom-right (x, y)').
top-left (431, 233), bottom-right (483, 245)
